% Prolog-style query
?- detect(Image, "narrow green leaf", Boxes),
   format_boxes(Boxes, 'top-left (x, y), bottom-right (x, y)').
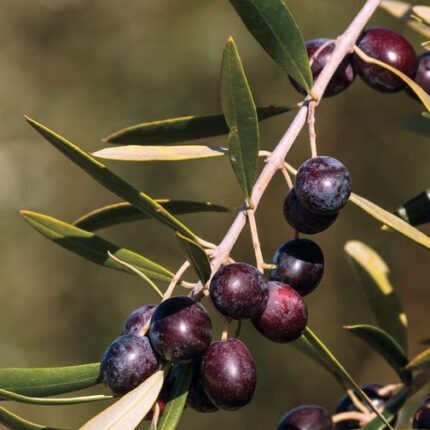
top-left (176, 233), bottom-right (211, 284)
top-left (344, 241), bottom-right (408, 352)
top-left (354, 47), bottom-right (430, 111)
top-left (93, 145), bottom-right (227, 162)
top-left (229, 0), bottom-right (312, 91)
top-left (103, 106), bottom-right (292, 145)
top-left (80, 370), bottom-right (164, 430)
top-left (0, 407), bottom-right (68, 430)
top-left (158, 363), bottom-right (194, 430)
top-left (293, 336), bottom-right (343, 384)
top-left (349, 193), bottom-right (430, 251)
top-left (0, 388), bottom-right (113, 405)
top-left (74, 200), bottom-right (230, 232)
top-left (406, 348), bottom-right (430, 372)
top-left (361, 388), bottom-right (409, 430)
top-left (0, 363), bottom-right (100, 397)
top-left (21, 210), bottom-right (174, 285)
top-left (344, 324), bottom-right (410, 384)
top-left (304, 326), bottom-right (394, 430)
top-left (25, 116), bottom-right (195, 239)
top-left (221, 37), bottom-right (259, 199)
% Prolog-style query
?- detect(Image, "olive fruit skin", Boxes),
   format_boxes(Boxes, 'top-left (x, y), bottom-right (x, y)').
top-left (413, 397), bottom-right (430, 429)
top-left (335, 384), bottom-right (396, 430)
top-left (122, 305), bottom-right (156, 336)
top-left (252, 282), bottom-right (308, 342)
top-left (210, 263), bottom-right (269, 320)
top-left (353, 27), bottom-right (417, 93)
top-left (408, 52), bottom-right (430, 100)
top-left (149, 296), bottom-right (212, 363)
top-left (271, 239), bottom-right (324, 296)
top-left (278, 405), bottom-right (333, 430)
top-left (290, 38), bottom-right (355, 97)
top-left (283, 188), bottom-right (338, 234)
top-left (200, 338), bottom-right (256, 410)
top-left (100, 334), bottom-right (158, 395)
top-left (187, 375), bottom-right (218, 413)
top-left (295, 156), bottom-right (352, 215)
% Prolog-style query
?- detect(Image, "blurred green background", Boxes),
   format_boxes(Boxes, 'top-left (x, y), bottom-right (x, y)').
top-left (1, 0), bottom-right (429, 428)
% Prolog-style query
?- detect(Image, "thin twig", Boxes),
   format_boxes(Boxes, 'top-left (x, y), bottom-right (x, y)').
top-left (149, 402), bottom-right (160, 430)
top-left (164, 261), bottom-right (190, 300)
top-left (332, 411), bottom-right (370, 424)
top-left (247, 209), bottom-right (265, 273)
top-left (221, 318), bottom-right (231, 341)
top-left (378, 383), bottom-right (403, 397)
top-left (347, 389), bottom-right (370, 414)
top-left (192, 0), bottom-right (383, 298)
top-left (281, 167), bottom-right (294, 189)
top-left (107, 251), bottom-right (163, 298)
top-left (308, 100), bottom-right (317, 157)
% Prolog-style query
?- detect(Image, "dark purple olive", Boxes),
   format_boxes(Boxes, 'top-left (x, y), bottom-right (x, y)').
top-left (122, 305), bottom-right (156, 336)
top-left (210, 263), bottom-right (269, 320)
top-left (278, 405), bottom-right (333, 430)
top-left (200, 338), bottom-right (256, 410)
top-left (413, 396), bottom-right (430, 429)
top-left (100, 334), bottom-right (158, 395)
top-left (149, 296), bottom-right (212, 363)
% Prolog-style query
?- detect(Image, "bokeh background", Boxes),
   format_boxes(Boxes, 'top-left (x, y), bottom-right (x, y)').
top-left (0, 0), bottom-right (429, 428)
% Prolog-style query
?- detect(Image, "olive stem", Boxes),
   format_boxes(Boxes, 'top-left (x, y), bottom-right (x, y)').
top-left (281, 166), bottom-right (294, 189)
top-left (247, 209), bottom-right (265, 273)
top-left (221, 318), bottom-right (232, 341)
top-left (378, 383), bottom-right (403, 397)
top-left (308, 100), bottom-right (318, 157)
top-left (332, 411), bottom-right (371, 424)
top-left (164, 261), bottom-right (191, 300)
top-left (149, 401), bottom-right (160, 430)
top-left (347, 388), bottom-right (370, 414)
top-left (192, 0), bottom-right (383, 298)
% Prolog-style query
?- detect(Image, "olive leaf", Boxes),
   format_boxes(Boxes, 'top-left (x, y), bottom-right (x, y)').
top-left (176, 232), bottom-right (211, 284)
top-left (412, 6), bottom-right (430, 25)
top-left (354, 47), bottom-right (430, 111)
top-left (74, 200), bottom-right (230, 232)
top-left (395, 189), bottom-right (430, 226)
top-left (349, 193), bottom-right (430, 251)
top-left (25, 117), bottom-right (196, 239)
top-left (405, 348), bottom-right (430, 372)
top-left (92, 145), bottom-right (227, 162)
top-left (379, 1), bottom-right (411, 18)
top-left (221, 37), bottom-right (259, 200)
top-left (158, 363), bottom-right (194, 430)
top-left (103, 106), bottom-right (292, 145)
top-left (0, 407), bottom-right (68, 430)
top-left (0, 363), bottom-right (100, 397)
top-left (229, 0), bottom-right (312, 91)
top-left (79, 370), bottom-right (164, 430)
top-left (344, 324), bottom-right (410, 384)
top-left (344, 241), bottom-right (408, 352)
top-left (303, 327), bottom-right (394, 430)
top-left (0, 388), bottom-right (113, 406)
top-left (21, 210), bottom-right (174, 287)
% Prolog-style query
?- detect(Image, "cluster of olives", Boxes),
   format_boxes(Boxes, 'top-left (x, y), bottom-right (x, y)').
top-left (291, 27), bottom-right (429, 98)
top-left (278, 385), bottom-right (430, 430)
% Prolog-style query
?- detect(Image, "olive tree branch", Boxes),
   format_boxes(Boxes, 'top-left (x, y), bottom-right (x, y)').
top-left (192, 0), bottom-right (383, 297)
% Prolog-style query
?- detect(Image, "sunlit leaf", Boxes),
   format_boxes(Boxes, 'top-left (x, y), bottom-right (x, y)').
top-left (176, 233), bottom-right (211, 284)
top-left (0, 363), bottom-right (100, 397)
top-left (303, 327), bottom-right (393, 430)
top-left (354, 47), bottom-right (430, 111)
top-left (0, 407), bottom-right (68, 430)
top-left (74, 200), bottom-right (230, 232)
top-left (349, 193), bottom-right (430, 251)
top-left (79, 370), bottom-right (164, 430)
top-left (380, 1), bottom-right (411, 18)
top-left (93, 145), bottom-right (227, 162)
top-left (413, 6), bottom-right (430, 24)
top-left (344, 324), bottom-right (410, 384)
top-left (104, 106), bottom-right (292, 145)
top-left (21, 210), bottom-right (173, 288)
top-left (344, 241), bottom-right (408, 352)
top-left (0, 388), bottom-right (112, 406)
top-left (25, 117), bottom-right (195, 239)
top-left (406, 348), bottom-right (430, 372)
top-left (158, 364), bottom-right (194, 430)
top-left (221, 37), bottom-right (259, 199)
top-left (408, 20), bottom-right (430, 38)
top-left (230, 0), bottom-right (312, 91)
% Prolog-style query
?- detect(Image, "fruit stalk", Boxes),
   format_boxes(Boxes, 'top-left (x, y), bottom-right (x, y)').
top-left (192, 0), bottom-right (383, 298)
